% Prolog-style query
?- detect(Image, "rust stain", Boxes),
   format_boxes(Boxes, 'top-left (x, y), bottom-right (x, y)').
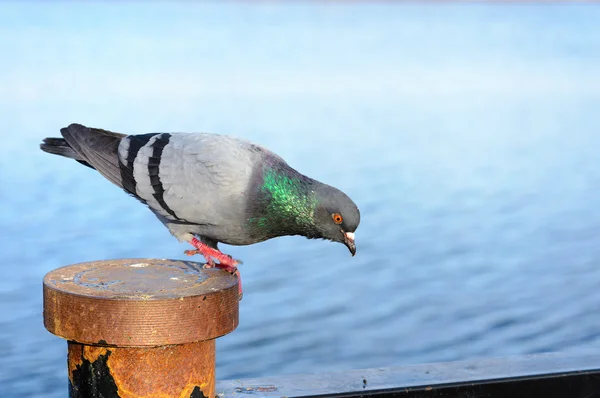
top-left (254, 386), bottom-right (277, 392)
top-left (105, 340), bottom-right (215, 398)
top-left (67, 343), bottom-right (109, 386)
top-left (83, 346), bottom-right (108, 363)
top-left (178, 372), bottom-right (212, 398)
top-left (67, 342), bottom-right (83, 385)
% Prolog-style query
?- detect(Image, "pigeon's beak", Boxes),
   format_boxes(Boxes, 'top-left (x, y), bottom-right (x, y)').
top-left (343, 231), bottom-right (356, 256)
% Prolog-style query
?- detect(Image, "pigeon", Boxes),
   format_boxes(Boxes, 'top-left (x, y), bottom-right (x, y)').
top-left (40, 124), bottom-right (360, 299)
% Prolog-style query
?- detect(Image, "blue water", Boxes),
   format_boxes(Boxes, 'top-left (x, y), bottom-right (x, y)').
top-left (1, 3), bottom-right (600, 396)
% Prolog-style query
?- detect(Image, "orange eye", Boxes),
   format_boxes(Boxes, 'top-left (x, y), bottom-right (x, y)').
top-left (332, 213), bottom-right (343, 224)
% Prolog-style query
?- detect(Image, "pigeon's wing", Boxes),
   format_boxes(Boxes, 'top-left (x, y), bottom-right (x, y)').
top-left (117, 132), bottom-right (263, 229)
top-left (42, 124), bottom-right (270, 241)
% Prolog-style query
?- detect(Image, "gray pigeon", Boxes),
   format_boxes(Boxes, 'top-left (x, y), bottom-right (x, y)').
top-left (40, 124), bottom-right (360, 298)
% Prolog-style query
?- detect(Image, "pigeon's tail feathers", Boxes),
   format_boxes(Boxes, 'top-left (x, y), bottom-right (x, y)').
top-left (43, 123), bottom-right (127, 188)
top-left (40, 137), bottom-right (95, 169)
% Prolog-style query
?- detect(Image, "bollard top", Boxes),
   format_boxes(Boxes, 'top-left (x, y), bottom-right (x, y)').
top-left (43, 258), bottom-right (239, 347)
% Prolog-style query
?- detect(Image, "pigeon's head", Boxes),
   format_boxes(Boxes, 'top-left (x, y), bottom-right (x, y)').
top-left (313, 185), bottom-right (360, 256)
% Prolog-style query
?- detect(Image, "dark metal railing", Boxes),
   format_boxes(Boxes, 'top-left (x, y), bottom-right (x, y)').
top-left (217, 353), bottom-right (600, 398)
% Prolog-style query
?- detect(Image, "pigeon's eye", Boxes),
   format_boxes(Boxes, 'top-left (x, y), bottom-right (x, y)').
top-left (332, 213), bottom-right (343, 224)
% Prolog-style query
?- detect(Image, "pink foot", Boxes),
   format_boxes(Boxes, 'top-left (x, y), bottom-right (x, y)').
top-left (185, 237), bottom-right (243, 300)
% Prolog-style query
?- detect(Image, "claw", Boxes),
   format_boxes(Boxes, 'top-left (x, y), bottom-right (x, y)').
top-left (186, 237), bottom-right (243, 300)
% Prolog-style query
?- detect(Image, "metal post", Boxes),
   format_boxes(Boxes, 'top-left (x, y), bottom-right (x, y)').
top-left (43, 258), bottom-right (239, 398)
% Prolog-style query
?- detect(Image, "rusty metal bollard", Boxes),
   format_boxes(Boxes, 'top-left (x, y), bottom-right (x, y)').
top-left (43, 258), bottom-right (239, 398)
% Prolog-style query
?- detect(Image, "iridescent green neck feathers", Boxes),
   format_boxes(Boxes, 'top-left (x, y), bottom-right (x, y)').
top-left (248, 166), bottom-right (320, 236)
